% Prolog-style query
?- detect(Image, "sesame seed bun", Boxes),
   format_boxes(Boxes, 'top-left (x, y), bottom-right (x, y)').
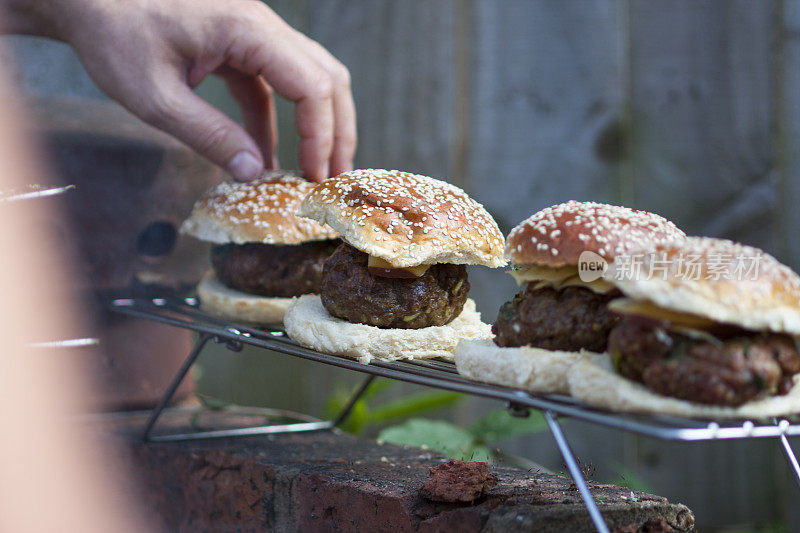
top-left (180, 171), bottom-right (338, 245)
top-left (197, 273), bottom-right (291, 325)
top-left (284, 295), bottom-right (492, 363)
top-left (505, 201), bottom-right (686, 268)
top-left (606, 237), bottom-right (800, 335)
top-left (297, 169), bottom-right (506, 268)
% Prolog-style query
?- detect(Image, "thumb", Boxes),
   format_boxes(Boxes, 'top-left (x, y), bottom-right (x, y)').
top-left (139, 80), bottom-right (264, 181)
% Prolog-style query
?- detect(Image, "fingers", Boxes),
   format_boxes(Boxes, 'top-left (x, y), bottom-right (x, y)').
top-left (139, 76), bottom-right (264, 181)
top-left (329, 80), bottom-right (357, 176)
top-left (227, 35), bottom-right (334, 181)
top-left (288, 32), bottom-right (357, 177)
top-left (226, 5), bottom-right (356, 181)
top-left (219, 67), bottom-right (279, 169)
top-left (294, 84), bottom-right (335, 182)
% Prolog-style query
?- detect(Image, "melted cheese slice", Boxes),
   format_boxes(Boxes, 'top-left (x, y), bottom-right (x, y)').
top-left (558, 274), bottom-right (616, 294)
top-left (607, 298), bottom-right (717, 329)
top-left (509, 265), bottom-right (616, 294)
top-left (509, 265), bottom-right (577, 285)
top-left (367, 255), bottom-right (430, 277)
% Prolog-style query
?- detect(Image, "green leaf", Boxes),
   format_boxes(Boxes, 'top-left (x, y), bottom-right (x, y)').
top-left (338, 400), bottom-right (369, 435)
top-left (469, 409), bottom-right (547, 443)
top-left (367, 391), bottom-right (463, 424)
top-left (378, 418), bottom-right (476, 459)
top-left (358, 377), bottom-right (395, 402)
top-left (322, 389), bottom-right (369, 435)
top-left (322, 378), bottom-right (394, 422)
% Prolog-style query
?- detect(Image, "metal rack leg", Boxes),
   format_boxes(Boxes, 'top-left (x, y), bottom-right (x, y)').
top-left (778, 433), bottom-right (800, 489)
top-left (142, 336), bottom-right (377, 442)
top-left (544, 410), bottom-right (610, 533)
top-left (142, 333), bottom-right (213, 441)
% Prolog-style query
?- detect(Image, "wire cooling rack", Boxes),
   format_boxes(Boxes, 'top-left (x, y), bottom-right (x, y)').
top-left (106, 290), bottom-right (800, 533)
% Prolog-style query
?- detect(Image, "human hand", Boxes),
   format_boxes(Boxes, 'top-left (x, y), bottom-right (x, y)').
top-left (4, 0), bottom-right (356, 182)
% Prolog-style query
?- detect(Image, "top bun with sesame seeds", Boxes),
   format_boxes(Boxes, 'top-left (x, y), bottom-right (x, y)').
top-left (505, 201), bottom-right (685, 268)
top-left (605, 236), bottom-right (800, 335)
top-left (297, 169), bottom-right (506, 268)
top-left (180, 170), bottom-right (338, 245)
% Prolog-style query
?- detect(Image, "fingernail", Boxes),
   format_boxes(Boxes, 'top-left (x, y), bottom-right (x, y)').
top-left (227, 151), bottom-right (263, 181)
top-left (321, 161), bottom-right (330, 180)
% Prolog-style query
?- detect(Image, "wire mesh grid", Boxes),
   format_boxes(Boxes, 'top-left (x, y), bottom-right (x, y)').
top-left (106, 291), bottom-right (800, 442)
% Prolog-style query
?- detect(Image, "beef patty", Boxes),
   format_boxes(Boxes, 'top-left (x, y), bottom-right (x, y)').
top-left (320, 243), bottom-right (469, 329)
top-left (211, 240), bottom-right (338, 297)
top-left (609, 318), bottom-right (800, 406)
top-left (492, 284), bottom-right (619, 352)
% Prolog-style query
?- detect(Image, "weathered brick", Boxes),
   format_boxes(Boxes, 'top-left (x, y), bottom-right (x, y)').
top-left (106, 410), bottom-right (695, 532)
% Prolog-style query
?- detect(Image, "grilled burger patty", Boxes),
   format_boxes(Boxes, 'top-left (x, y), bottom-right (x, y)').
top-left (212, 240), bottom-right (338, 297)
top-left (320, 243), bottom-right (469, 329)
top-left (609, 319), bottom-right (800, 406)
top-left (492, 284), bottom-right (620, 352)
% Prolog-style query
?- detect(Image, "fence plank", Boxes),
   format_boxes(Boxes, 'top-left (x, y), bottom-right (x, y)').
top-left (454, 0), bottom-right (634, 486)
top-left (628, 0), bottom-right (777, 250)
top-left (460, 0), bottom-right (626, 319)
top-left (464, 0), bottom-right (626, 231)
top-left (627, 1), bottom-right (781, 526)
top-left (778, 1), bottom-right (800, 270)
top-left (777, 1), bottom-right (800, 525)
top-left (305, 0), bottom-right (457, 180)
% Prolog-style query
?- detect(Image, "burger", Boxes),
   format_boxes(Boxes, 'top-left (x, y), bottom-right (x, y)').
top-left (568, 237), bottom-right (800, 417)
top-left (456, 201), bottom-right (685, 393)
top-left (494, 201), bottom-right (687, 351)
top-left (180, 171), bottom-right (339, 324)
top-left (283, 169), bottom-right (506, 363)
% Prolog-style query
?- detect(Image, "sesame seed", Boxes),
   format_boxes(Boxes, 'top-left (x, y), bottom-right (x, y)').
top-left (186, 171), bottom-right (337, 245)
top-left (505, 200), bottom-right (685, 262)
top-left (296, 169), bottom-right (505, 267)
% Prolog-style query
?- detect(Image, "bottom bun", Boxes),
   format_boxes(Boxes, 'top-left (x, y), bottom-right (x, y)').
top-left (284, 295), bottom-right (491, 364)
top-left (197, 273), bottom-right (292, 325)
top-left (568, 355), bottom-right (800, 419)
top-left (455, 339), bottom-right (596, 394)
